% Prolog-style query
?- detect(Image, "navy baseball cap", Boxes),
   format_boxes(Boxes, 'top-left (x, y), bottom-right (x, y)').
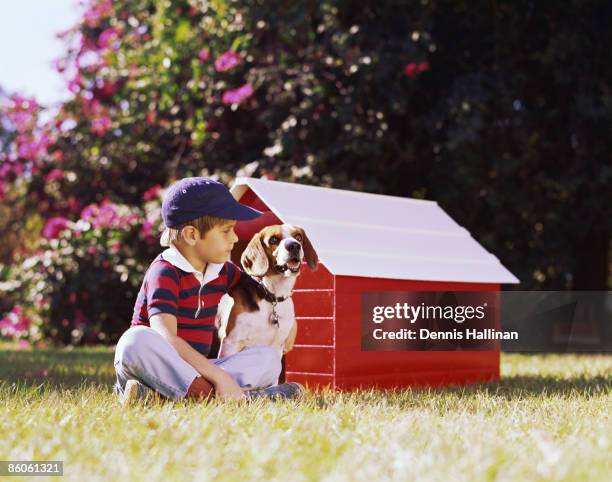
top-left (161, 177), bottom-right (262, 228)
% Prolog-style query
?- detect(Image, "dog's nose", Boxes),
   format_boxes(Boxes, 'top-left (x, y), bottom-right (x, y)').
top-left (286, 240), bottom-right (301, 253)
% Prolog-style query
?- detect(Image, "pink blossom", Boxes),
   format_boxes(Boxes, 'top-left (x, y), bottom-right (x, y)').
top-left (13, 162), bottom-right (24, 176)
top-left (78, 33), bottom-right (98, 53)
top-left (6, 95), bottom-right (39, 132)
top-left (125, 212), bottom-right (139, 226)
top-left (0, 305), bottom-right (31, 338)
top-left (0, 318), bottom-right (15, 336)
top-left (98, 27), bottom-right (120, 49)
top-left (198, 49), bottom-right (210, 61)
top-left (88, 99), bottom-right (103, 114)
top-left (214, 51), bottom-right (240, 72)
top-left (143, 184), bottom-right (162, 201)
top-left (80, 200), bottom-right (139, 230)
top-left (94, 202), bottom-right (119, 228)
top-left (91, 115), bottom-right (112, 135)
top-left (141, 220), bottom-right (154, 237)
top-left (404, 62), bottom-right (430, 79)
top-left (222, 82), bottom-right (254, 105)
top-left (68, 73), bottom-right (83, 93)
top-left (83, 0), bottom-right (113, 27)
top-left (80, 204), bottom-right (97, 221)
top-left (10, 94), bottom-right (39, 112)
top-left (0, 162), bottom-right (12, 178)
top-left (14, 319), bottom-right (29, 331)
top-left (16, 339), bottom-right (31, 350)
top-left (87, 245), bottom-right (98, 254)
top-left (45, 169), bottom-right (64, 182)
top-left (16, 132), bottom-right (53, 160)
top-left (42, 217), bottom-right (70, 239)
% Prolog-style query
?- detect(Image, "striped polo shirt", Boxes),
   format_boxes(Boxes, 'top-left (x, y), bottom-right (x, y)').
top-left (130, 245), bottom-right (241, 357)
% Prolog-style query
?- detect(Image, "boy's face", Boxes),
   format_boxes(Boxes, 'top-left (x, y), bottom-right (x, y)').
top-left (192, 220), bottom-right (239, 264)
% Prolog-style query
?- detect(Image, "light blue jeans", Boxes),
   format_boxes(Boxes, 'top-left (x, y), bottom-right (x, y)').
top-left (113, 325), bottom-right (283, 400)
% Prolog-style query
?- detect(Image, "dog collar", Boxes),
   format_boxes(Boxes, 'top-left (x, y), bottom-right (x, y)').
top-left (253, 277), bottom-right (292, 304)
top-left (252, 277), bottom-right (292, 327)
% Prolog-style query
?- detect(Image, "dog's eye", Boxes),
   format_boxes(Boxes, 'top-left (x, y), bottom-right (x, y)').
top-left (294, 234), bottom-right (302, 242)
top-left (269, 236), bottom-right (279, 245)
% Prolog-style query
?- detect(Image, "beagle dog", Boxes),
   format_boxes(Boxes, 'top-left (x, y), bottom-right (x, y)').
top-left (215, 224), bottom-right (318, 359)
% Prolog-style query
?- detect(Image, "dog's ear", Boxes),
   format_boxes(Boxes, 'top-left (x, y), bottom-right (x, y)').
top-left (300, 229), bottom-right (319, 272)
top-left (241, 232), bottom-right (269, 277)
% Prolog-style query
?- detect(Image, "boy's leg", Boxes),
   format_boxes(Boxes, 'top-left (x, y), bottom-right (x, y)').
top-left (114, 325), bottom-right (201, 400)
top-left (213, 345), bottom-right (283, 390)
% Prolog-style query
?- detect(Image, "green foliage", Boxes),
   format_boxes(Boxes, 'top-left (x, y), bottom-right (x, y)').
top-left (1, 0), bottom-right (610, 345)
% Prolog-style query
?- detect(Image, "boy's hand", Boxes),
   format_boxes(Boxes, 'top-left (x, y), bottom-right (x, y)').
top-left (213, 373), bottom-right (247, 401)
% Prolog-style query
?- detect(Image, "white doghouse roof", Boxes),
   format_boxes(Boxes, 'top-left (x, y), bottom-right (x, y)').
top-left (230, 177), bottom-right (520, 284)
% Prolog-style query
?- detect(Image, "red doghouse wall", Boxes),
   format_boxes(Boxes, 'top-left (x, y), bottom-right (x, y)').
top-left (334, 277), bottom-right (501, 391)
top-left (234, 186), bottom-right (502, 392)
top-left (283, 263), bottom-right (335, 388)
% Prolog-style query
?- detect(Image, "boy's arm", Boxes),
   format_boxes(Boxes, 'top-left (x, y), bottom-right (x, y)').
top-left (145, 261), bottom-right (244, 399)
top-left (150, 313), bottom-right (235, 387)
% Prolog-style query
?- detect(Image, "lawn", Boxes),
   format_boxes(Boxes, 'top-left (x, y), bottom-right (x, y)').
top-left (0, 342), bottom-right (610, 482)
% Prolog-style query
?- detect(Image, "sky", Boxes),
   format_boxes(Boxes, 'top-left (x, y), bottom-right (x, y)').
top-left (0, 0), bottom-right (81, 107)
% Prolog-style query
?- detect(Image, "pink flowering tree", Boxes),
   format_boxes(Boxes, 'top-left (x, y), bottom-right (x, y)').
top-left (0, 0), bottom-right (432, 345)
top-left (1, 193), bottom-right (164, 344)
top-left (10, 0), bottom-right (433, 210)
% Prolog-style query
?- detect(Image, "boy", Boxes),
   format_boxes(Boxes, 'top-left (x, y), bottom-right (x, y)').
top-left (113, 177), bottom-right (304, 404)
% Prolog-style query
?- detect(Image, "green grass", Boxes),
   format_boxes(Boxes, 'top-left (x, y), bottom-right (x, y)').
top-left (0, 342), bottom-right (610, 482)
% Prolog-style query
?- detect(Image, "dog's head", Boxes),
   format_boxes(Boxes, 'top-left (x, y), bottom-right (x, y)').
top-left (241, 224), bottom-right (318, 278)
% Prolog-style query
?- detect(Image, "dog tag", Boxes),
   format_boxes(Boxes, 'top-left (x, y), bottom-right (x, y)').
top-left (270, 310), bottom-right (279, 326)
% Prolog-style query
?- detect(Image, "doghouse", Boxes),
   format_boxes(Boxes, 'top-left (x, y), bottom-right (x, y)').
top-left (228, 177), bottom-right (520, 391)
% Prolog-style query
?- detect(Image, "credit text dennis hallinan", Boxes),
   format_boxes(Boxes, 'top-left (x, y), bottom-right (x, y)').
top-left (370, 302), bottom-right (518, 340)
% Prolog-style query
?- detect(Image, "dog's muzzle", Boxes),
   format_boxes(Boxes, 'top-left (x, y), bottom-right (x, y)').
top-left (275, 260), bottom-right (301, 274)
top-left (276, 240), bottom-right (303, 274)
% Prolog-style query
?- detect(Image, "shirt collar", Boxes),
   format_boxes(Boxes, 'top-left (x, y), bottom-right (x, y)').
top-left (161, 244), bottom-right (225, 286)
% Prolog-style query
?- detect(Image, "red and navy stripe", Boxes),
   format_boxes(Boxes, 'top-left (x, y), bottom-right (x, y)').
top-left (131, 255), bottom-right (241, 357)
